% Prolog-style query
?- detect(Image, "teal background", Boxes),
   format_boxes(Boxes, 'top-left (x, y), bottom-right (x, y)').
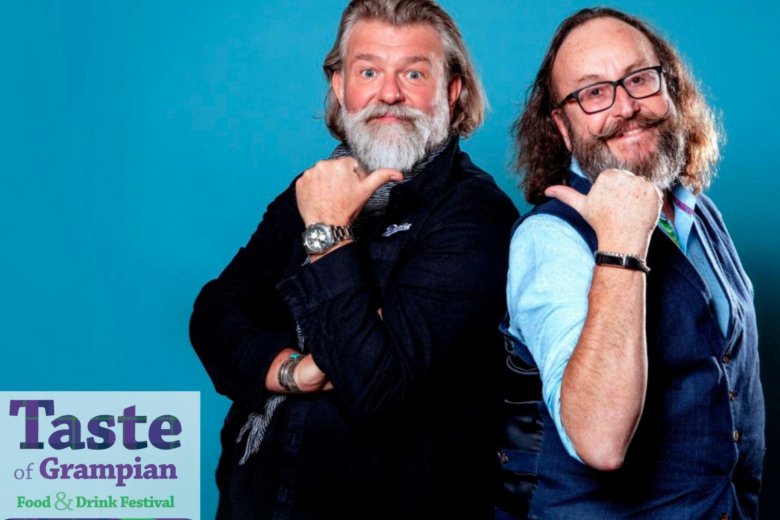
top-left (1, 1), bottom-right (777, 517)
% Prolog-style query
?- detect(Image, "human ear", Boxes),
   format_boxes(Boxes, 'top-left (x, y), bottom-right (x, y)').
top-left (447, 76), bottom-right (462, 108)
top-left (331, 70), bottom-right (344, 107)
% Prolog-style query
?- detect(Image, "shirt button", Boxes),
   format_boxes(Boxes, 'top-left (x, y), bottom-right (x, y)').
top-left (720, 514), bottom-right (729, 520)
top-left (733, 430), bottom-right (741, 442)
top-left (729, 390), bottom-right (738, 401)
top-left (722, 354), bottom-right (731, 364)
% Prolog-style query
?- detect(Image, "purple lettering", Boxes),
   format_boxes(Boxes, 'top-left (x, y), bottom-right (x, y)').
top-left (118, 406), bottom-right (147, 449)
top-left (149, 415), bottom-right (182, 449)
top-left (49, 415), bottom-right (85, 450)
top-left (87, 415), bottom-right (116, 450)
top-left (9, 400), bottom-right (55, 449)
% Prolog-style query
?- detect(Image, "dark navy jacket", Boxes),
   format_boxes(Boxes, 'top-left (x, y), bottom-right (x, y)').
top-left (497, 173), bottom-right (765, 519)
top-left (190, 138), bottom-right (519, 519)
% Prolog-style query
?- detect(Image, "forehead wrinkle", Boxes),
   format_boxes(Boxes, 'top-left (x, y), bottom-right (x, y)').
top-left (552, 17), bottom-right (658, 97)
top-left (573, 59), bottom-right (656, 86)
top-left (351, 53), bottom-right (433, 67)
top-left (342, 20), bottom-right (444, 68)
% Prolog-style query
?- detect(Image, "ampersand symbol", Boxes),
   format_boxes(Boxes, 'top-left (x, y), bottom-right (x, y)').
top-left (54, 492), bottom-right (73, 511)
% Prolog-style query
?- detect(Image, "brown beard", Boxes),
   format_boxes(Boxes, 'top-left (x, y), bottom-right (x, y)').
top-left (565, 107), bottom-right (687, 190)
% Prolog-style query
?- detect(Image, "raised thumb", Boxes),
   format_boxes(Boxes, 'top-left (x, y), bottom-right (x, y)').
top-left (362, 168), bottom-right (404, 194)
top-left (544, 185), bottom-right (587, 215)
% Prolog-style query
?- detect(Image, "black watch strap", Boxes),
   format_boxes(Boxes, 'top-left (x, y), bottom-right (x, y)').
top-left (595, 251), bottom-right (650, 273)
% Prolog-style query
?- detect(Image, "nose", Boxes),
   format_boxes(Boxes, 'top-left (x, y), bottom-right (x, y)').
top-left (611, 84), bottom-right (640, 118)
top-left (378, 74), bottom-right (404, 104)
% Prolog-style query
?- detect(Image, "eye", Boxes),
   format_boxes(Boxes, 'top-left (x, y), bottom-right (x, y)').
top-left (360, 69), bottom-right (376, 79)
top-left (407, 70), bottom-right (423, 80)
top-left (583, 84), bottom-right (608, 100)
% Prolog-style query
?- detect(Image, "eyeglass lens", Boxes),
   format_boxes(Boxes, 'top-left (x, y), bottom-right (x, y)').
top-left (578, 68), bottom-right (662, 113)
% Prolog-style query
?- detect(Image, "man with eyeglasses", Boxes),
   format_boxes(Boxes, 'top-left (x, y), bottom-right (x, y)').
top-left (496, 7), bottom-right (764, 519)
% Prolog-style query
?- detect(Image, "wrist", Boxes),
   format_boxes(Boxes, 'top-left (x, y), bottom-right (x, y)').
top-left (307, 239), bottom-right (354, 263)
top-left (278, 352), bottom-right (305, 393)
top-left (302, 223), bottom-right (355, 256)
top-left (595, 250), bottom-right (650, 274)
top-left (596, 236), bottom-right (650, 259)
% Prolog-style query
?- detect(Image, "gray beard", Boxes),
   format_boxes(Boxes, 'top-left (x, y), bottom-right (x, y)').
top-left (339, 91), bottom-right (451, 174)
top-left (568, 110), bottom-right (687, 191)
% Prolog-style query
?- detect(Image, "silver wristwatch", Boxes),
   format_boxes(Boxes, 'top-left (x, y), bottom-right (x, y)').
top-left (302, 223), bottom-right (355, 255)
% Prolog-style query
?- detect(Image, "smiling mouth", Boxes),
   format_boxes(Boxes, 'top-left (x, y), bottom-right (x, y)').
top-left (370, 114), bottom-right (407, 123)
top-left (610, 125), bottom-right (652, 141)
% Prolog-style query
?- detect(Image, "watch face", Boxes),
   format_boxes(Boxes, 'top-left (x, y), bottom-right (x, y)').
top-left (303, 224), bottom-right (334, 254)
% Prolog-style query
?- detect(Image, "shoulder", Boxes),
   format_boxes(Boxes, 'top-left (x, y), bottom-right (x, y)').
top-left (258, 174), bottom-right (304, 222)
top-left (523, 197), bottom-right (597, 252)
top-left (241, 174), bottom-right (304, 248)
top-left (513, 213), bottom-right (590, 244)
top-left (693, 191), bottom-right (739, 247)
top-left (510, 214), bottom-right (594, 270)
top-left (443, 150), bottom-right (518, 219)
top-left (694, 191), bottom-right (726, 226)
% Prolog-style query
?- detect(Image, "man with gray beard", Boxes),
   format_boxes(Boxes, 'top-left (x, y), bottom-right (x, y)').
top-left (497, 7), bottom-right (764, 519)
top-left (190, 1), bottom-right (517, 519)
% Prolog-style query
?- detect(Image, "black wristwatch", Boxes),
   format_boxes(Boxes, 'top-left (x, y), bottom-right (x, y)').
top-left (595, 251), bottom-right (650, 273)
top-left (302, 223), bottom-right (355, 255)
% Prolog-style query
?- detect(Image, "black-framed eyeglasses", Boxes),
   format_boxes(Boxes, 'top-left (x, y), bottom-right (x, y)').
top-left (557, 66), bottom-right (664, 114)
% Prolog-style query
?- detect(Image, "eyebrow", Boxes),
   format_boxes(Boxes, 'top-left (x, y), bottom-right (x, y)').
top-left (573, 60), bottom-right (654, 85)
top-left (351, 53), bottom-right (433, 67)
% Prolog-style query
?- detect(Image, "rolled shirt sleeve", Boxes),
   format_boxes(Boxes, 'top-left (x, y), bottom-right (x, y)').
top-left (506, 214), bottom-right (595, 462)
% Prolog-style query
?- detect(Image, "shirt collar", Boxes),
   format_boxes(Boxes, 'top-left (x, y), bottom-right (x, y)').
top-left (392, 135), bottom-right (458, 206)
top-left (570, 157), bottom-right (587, 179)
top-left (668, 182), bottom-right (697, 253)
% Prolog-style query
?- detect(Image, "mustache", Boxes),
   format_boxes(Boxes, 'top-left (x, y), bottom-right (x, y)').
top-left (356, 102), bottom-right (424, 124)
top-left (590, 109), bottom-right (670, 140)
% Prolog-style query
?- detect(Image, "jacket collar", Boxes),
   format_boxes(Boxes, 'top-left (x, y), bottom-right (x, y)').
top-left (388, 135), bottom-right (459, 213)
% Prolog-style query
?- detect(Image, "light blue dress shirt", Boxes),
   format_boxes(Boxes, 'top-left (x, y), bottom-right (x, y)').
top-left (506, 162), bottom-right (733, 461)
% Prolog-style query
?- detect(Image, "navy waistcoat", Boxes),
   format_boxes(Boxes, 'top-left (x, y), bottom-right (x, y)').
top-left (497, 173), bottom-right (765, 519)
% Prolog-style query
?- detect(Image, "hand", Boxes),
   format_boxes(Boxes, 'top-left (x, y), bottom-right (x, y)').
top-left (295, 157), bottom-right (404, 226)
top-left (294, 354), bottom-right (334, 392)
top-left (545, 169), bottom-right (662, 257)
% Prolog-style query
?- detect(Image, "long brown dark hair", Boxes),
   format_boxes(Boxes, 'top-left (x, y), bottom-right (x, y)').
top-left (514, 7), bottom-right (720, 204)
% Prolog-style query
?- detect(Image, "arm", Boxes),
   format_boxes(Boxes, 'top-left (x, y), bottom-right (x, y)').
top-left (190, 158), bottom-right (401, 407)
top-left (546, 169), bottom-right (661, 470)
top-left (284, 164), bottom-right (516, 420)
top-left (506, 215), bottom-right (594, 462)
top-left (189, 186), bottom-right (312, 409)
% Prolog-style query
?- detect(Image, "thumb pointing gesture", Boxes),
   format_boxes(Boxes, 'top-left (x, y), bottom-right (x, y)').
top-left (359, 167), bottom-right (405, 197)
top-left (544, 169), bottom-right (662, 257)
top-left (296, 159), bottom-right (405, 228)
top-left (545, 185), bottom-right (587, 215)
